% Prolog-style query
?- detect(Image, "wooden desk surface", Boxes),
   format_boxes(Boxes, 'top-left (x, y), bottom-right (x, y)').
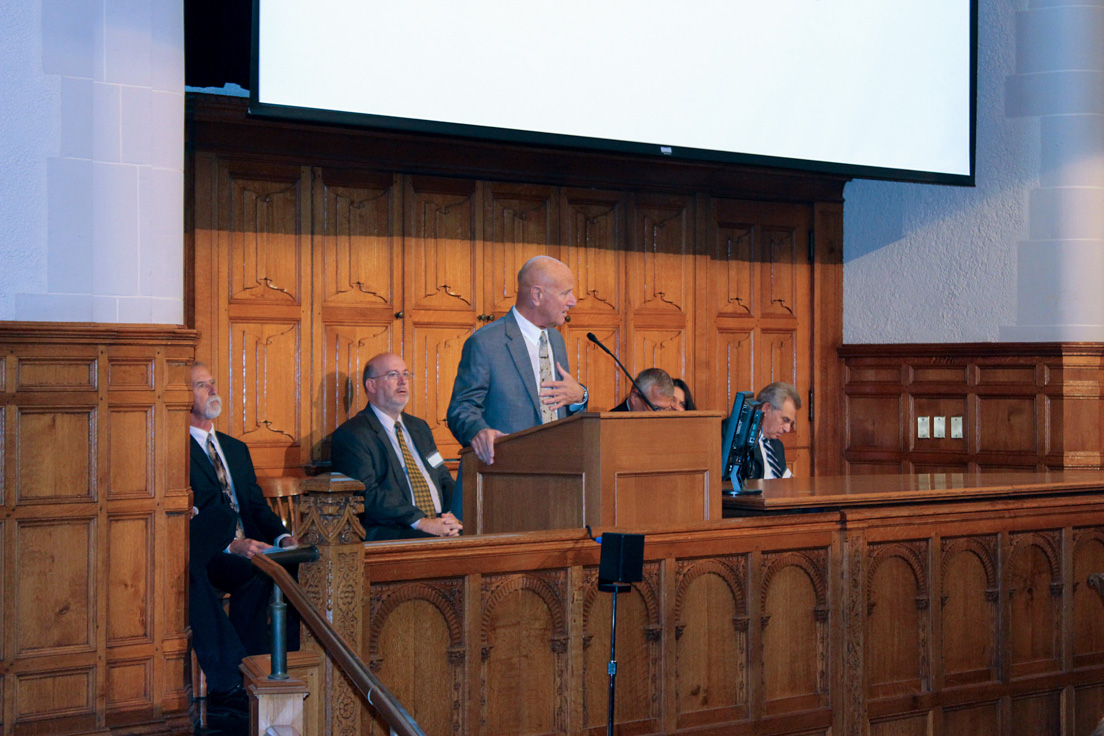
top-left (723, 470), bottom-right (1104, 514)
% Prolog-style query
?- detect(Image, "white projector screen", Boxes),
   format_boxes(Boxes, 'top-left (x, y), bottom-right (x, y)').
top-left (251, 0), bottom-right (976, 184)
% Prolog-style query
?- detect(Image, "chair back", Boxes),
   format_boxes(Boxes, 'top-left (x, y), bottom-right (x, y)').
top-left (259, 477), bottom-right (303, 534)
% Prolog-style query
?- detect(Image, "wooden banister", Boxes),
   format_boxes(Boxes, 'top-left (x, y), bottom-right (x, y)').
top-left (252, 552), bottom-right (426, 736)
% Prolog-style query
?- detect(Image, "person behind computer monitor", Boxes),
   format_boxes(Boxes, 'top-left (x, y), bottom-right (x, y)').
top-left (746, 381), bottom-right (801, 479)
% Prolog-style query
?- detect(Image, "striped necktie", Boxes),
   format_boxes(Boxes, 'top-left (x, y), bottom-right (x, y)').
top-left (206, 433), bottom-right (244, 539)
top-left (538, 331), bottom-right (557, 424)
top-left (763, 440), bottom-right (784, 478)
top-left (395, 422), bottom-right (436, 517)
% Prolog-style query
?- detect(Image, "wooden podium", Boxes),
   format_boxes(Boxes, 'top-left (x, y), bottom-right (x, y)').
top-left (460, 411), bottom-right (723, 534)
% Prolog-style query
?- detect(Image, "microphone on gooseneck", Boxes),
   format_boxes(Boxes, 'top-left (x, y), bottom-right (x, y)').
top-left (585, 332), bottom-right (661, 412)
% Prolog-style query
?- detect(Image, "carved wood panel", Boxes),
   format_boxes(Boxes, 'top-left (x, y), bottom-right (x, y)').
top-left (761, 549), bottom-right (829, 712)
top-left (1007, 531), bottom-right (1063, 676)
top-left (225, 172), bottom-right (304, 306)
top-left (484, 184), bottom-right (558, 315)
top-left (940, 535), bottom-right (998, 685)
top-left (866, 541), bottom-right (930, 697)
top-left (405, 176), bottom-right (480, 316)
top-left (1073, 528), bottom-right (1104, 666)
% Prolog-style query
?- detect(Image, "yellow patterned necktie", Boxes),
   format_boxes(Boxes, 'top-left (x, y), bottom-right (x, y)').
top-left (206, 433), bottom-right (244, 539)
top-left (538, 331), bottom-right (557, 424)
top-left (395, 422), bottom-right (436, 517)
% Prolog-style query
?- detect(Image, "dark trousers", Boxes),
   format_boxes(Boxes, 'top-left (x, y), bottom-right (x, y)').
top-left (190, 552), bottom-right (301, 692)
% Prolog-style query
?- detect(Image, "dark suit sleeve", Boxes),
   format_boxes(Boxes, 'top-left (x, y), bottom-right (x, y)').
top-left (331, 421), bottom-right (426, 527)
top-left (446, 332), bottom-right (493, 447)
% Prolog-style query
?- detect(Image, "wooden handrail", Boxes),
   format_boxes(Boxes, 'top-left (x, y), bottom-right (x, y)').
top-left (252, 553), bottom-right (426, 736)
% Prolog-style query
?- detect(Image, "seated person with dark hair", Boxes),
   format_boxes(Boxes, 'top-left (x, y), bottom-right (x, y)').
top-left (610, 368), bottom-right (675, 412)
top-left (746, 381), bottom-right (801, 479)
top-left (672, 378), bottom-right (696, 411)
top-left (331, 352), bottom-right (461, 540)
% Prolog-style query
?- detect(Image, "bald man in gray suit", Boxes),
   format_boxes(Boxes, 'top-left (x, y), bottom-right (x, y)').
top-left (447, 256), bottom-right (589, 473)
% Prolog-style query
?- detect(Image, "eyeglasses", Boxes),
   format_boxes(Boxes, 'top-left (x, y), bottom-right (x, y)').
top-left (371, 370), bottom-right (413, 382)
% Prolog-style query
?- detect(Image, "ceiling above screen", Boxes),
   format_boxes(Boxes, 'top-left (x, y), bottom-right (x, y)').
top-left (251, 0), bottom-right (976, 185)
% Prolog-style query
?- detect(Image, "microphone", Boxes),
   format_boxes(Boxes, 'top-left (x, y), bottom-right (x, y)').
top-left (586, 332), bottom-right (661, 412)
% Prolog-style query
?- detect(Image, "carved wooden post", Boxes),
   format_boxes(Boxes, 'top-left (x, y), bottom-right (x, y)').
top-left (296, 473), bottom-right (366, 736)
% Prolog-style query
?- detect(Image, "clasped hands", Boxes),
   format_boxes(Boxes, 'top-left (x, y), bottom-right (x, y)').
top-left (471, 362), bottom-right (584, 465)
top-left (229, 535), bottom-right (299, 559)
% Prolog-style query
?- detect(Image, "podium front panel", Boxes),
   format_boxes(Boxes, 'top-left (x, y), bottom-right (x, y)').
top-left (478, 472), bottom-right (586, 533)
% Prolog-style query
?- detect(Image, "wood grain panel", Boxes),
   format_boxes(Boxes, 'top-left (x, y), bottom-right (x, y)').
top-left (106, 515), bottom-right (152, 645)
top-left (162, 510), bottom-right (189, 638)
top-left (228, 321), bottom-right (300, 447)
top-left (405, 176), bottom-right (480, 314)
top-left (107, 359), bottom-right (153, 390)
top-left (105, 658), bottom-right (152, 708)
top-left (867, 548), bottom-right (927, 697)
top-left (370, 598), bottom-right (460, 736)
top-left (633, 329), bottom-right (686, 382)
top-left (15, 519), bottom-right (95, 657)
top-left (318, 323), bottom-right (393, 458)
top-left (715, 330), bottom-right (755, 410)
top-left (16, 358), bottom-right (97, 391)
top-left (316, 171), bottom-right (399, 308)
top-left (674, 557), bottom-right (747, 726)
top-left (847, 396), bottom-right (903, 451)
top-left (581, 564), bottom-right (661, 732)
top-left (630, 196), bottom-right (693, 318)
top-left (108, 408), bottom-right (151, 498)
top-left (227, 174), bottom-right (303, 305)
top-left (408, 324), bottom-right (471, 458)
top-left (940, 536), bottom-right (998, 685)
top-left (560, 190), bottom-right (623, 316)
top-left (761, 550), bottom-right (827, 713)
top-left (977, 396), bottom-right (1037, 454)
top-left (942, 703), bottom-right (1000, 735)
top-left (562, 325), bottom-right (621, 413)
top-left (1074, 685), bottom-right (1104, 736)
top-left (1010, 691), bottom-right (1061, 736)
top-left (1007, 532), bottom-right (1062, 676)
top-left (16, 408), bottom-right (94, 502)
top-left (13, 667), bottom-right (94, 721)
top-left (869, 714), bottom-right (927, 736)
top-left (1073, 529), bottom-right (1104, 666)
top-left (484, 184), bottom-right (557, 315)
top-left (481, 572), bottom-right (568, 735)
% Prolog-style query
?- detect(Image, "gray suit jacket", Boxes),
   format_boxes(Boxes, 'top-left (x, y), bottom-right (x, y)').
top-left (447, 310), bottom-right (584, 447)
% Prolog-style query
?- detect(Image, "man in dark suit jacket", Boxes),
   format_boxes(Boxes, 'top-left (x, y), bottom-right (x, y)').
top-left (609, 368), bottom-right (675, 412)
top-left (331, 353), bottom-right (461, 540)
top-left (447, 255), bottom-right (588, 467)
top-left (188, 363), bottom-right (298, 713)
top-left (745, 381), bottom-right (801, 480)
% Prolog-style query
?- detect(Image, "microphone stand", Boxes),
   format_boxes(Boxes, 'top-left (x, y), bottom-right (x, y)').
top-left (586, 333), bottom-right (661, 412)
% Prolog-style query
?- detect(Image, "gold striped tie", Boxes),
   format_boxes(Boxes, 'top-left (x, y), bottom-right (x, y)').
top-left (395, 423), bottom-right (436, 517)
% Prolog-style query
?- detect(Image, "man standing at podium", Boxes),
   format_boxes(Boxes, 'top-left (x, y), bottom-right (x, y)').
top-left (331, 353), bottom-right (461, 540)
top-left (746, 381), bottom-right (801, 479)
top-left (447, 255), bottom-right (589, 472)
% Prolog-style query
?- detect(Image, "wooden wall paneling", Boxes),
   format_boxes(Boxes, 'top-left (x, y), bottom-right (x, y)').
top-left (628, 194), bottom-right (695, 385)
top-left (672, 555), bottom-right (749, 728)
top-left (0, 325), bottom-right (195, 736)
top-left (865, 541), bottom-right (930, 699)
top-left (366, 577), bottom-right (466, 736)
top-left (1074, 684), bottom-right (1104, 736)
top-left (479, 570), bottom-right (569, 736)
top-left (759, 548), bottom-right (829, 716)
top-left (939, 535), bottom-right (999, 687)
top-left (560, 189), bottom-right (626, 412)
top-left (404, 175), bottom-right (483, 460)
top-left (579, 563), bottom-right (661, 734)
top-left (1007, 531), bottom-right (1063, 678)
top-left (313, 167), bottom-right (402, 464)
top-left (704, 198), bottom-right (814, 475)
top-left (1072, 528), bottom-right (1104, 668)
top-left (483, 183), bottom-right (560, 317)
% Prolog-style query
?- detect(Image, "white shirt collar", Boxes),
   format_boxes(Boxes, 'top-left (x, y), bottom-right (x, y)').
top-left (511, 305), bottom-right (545, 346)
top-left (190, 425), bottom-right (215, 446)
top-left (369, 402), bottom-right (401, 432)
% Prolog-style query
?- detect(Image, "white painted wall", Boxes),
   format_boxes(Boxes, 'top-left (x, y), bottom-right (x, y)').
top-left (844, 0), bottom-right (1104, 344)
top-left (843, 0), bottom-right (1037, 343)
top-left (0, 0), bottom-right (184, 324)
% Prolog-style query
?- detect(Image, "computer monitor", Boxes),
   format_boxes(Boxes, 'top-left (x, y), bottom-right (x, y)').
top-left (721, 391), bottom-right (764, 491)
